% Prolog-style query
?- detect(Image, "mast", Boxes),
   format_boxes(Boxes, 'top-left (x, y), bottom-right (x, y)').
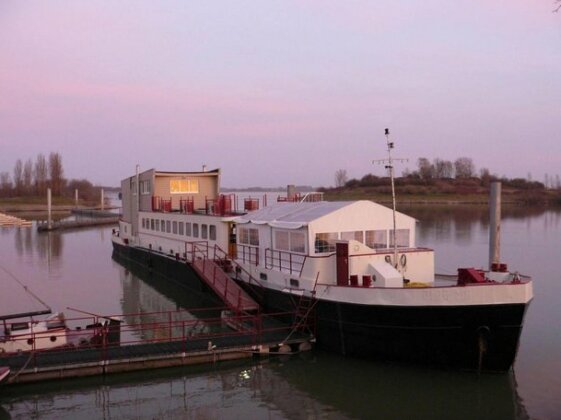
top-left (374, 128), bottom-right (407, 270)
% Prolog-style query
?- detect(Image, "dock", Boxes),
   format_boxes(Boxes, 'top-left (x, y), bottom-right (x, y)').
top-left (0, 212), bottom-right (32, 228)
top-left (0, 309), bottom-right (313, 385)
top-left (37, 209), bottom-right (119, 232)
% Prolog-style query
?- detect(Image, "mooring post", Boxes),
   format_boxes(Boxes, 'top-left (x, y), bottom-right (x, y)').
top-left (489, 181), bottom-right (501, 270)
top-left (47, 188), bottom-right (52, 230)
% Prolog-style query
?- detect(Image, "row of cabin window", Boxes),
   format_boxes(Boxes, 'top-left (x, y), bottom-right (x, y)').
top-left (141, 218), bottom-right (217, 240)
top-left (237, 227), bottom-right (410, 254)
top-left (239, 228), bottom-right (306, 254)
top-left (315, 229), bottom-right (410, 253)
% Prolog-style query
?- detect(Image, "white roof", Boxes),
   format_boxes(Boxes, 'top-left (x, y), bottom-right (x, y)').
top-left (234, 200), bottom-right (413, 229)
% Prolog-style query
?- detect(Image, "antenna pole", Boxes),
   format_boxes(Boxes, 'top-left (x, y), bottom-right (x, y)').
top-left (373, 128), bottom-right (408, 271)
top-left (385, 129), bottom-right (398, 269)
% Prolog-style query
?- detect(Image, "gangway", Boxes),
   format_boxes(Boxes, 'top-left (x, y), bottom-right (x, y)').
top-left (186, 243), bottom-right (260, 314)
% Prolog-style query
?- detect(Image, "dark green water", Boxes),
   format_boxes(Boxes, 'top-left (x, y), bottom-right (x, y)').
top-left (0, 205), bottom-right (559, 419)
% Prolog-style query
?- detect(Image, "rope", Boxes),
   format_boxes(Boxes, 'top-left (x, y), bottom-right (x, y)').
top-left (7, 351), bottom-right (35, 383)
top-left (0, 264), bottom-right (51, 312)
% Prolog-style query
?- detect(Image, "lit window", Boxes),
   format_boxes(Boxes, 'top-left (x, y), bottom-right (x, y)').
top-left (170, 179), bottom-right (199, 194)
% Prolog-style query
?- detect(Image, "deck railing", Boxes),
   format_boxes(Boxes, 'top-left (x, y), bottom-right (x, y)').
top-left (0, 307), bottom-right (311, 372)
top-left (264, 249), bottom-right (306, 276)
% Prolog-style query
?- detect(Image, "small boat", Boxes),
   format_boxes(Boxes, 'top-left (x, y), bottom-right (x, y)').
top-left (0, 366), bottom-right (9, 384)
top-left (0, 312), bottom-right (68, 354)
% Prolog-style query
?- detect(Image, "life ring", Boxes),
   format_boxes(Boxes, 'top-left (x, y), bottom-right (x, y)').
top-left (400, 254), bottom-right (407, 267)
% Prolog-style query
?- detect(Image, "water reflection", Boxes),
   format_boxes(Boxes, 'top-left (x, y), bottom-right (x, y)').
top-left (113, 252), bottom-right (225, 342)
top-left (0, 353), bottom-right (530, 420)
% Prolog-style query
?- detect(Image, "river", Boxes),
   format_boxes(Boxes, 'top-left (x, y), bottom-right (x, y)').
top-left (0, 204), bottom-right (559, 419)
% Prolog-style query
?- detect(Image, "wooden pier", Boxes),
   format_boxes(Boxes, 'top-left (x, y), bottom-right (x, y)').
top-left (0, 212), bottom-right (32, 228)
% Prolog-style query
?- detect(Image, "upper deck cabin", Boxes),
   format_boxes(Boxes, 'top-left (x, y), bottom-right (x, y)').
top-left (121, 168), bottom-right (221, 224)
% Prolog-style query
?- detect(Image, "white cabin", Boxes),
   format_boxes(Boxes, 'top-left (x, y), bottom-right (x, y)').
top-left (233, 200), bottom-right (435, 290)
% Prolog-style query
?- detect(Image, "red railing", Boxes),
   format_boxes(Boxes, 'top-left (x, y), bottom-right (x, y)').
top-left (179, 197), bottom-right (194, 214)
top-left (185, 242), bottom-right (265, 304)
top-left (236, 244), bottom-right (259, 266)
top-left (151, 196), bottom-right (171, 212)
top-left (0, 307), bottom-right (311, 371)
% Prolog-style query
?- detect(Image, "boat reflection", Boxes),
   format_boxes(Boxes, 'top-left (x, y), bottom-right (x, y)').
top-left (113, 251), bottom-right (225, 343)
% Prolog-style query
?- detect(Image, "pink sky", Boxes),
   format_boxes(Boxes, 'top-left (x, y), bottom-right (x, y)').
top-left (0, 1), bottom-right (560, 187)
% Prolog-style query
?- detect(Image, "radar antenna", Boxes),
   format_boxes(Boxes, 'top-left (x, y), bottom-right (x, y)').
top-left (373, 128), bottom-right (408, 270)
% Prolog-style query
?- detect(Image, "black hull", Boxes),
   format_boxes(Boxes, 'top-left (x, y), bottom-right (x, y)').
top-left (112, 241), bottom-right (529, 372)
top-left (248, 285), bottom-right (528, 372)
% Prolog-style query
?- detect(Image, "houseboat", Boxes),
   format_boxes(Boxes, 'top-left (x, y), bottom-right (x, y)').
top-left (112, 168), bottom-right (533, 372)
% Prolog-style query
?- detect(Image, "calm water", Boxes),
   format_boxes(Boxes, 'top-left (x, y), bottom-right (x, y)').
top-left (0, 205), bottom-right (560, 419)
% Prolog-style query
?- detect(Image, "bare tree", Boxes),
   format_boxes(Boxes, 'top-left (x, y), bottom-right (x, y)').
top-left (23, 158), bottom-right (33, 195)
top-left (13, 159), bottom-right (23, 196)
top-left (335, 169), bottom-right (348, 187)
top-left (0, 172), bottom-right (12, 197)
top-left (454, 157), bottom-right (475, 179)
top-left (417, 157), bottom-right (434, 180)
top-left (34, 153), bottom-right (48, 195)
top-left (49, 152), bottom-right (65, 195)
top-left (434, 158), bottom-right (454, 178)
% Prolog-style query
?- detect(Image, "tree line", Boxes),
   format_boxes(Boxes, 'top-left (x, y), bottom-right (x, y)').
top-left (335, 156), bottom-right (557, 191)
top-left (0, 152), bottom-right (100, 201)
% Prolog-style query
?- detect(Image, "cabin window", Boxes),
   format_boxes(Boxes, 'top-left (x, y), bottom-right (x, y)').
top-left (166, 221), bottom-right (171, 233)
top-left (341, 231), bottom-right (364, 243)
top-left (290, 232), bottom-right (306, 253)
top-left (239, 227), bottom-right (259, 246)
top-left (390, 229), bottom-right (410, 248)
top-left (260, 273), bottom-right (268, 281)
top-left (315, 232), bottom-right (337, 253)
top-left (209, 225), bottom-right (216, 240)
top-left (274, 231), bottom-right (289, 251)
top-left (140, 180), bottom-right (151, 195)
top-left (150, 219), bottom-right (155, 230)
top-left (201, 224), bottom-right (208, 239)
top-left (172, 221), bottom-right (178, 234)
top-left (155, 219), bottom-right (160, 231)
top-left (160, 219), bottom-right (165, 231)
top-left (131, 179), bottom-right (137, 195)
top-left (193, 223), bottom-right (199, 238)
top-left (170, 179), bottom-right (199, 194)
top-left (290, 279), bottom-right (299, 287)
top-left (186, 222), bottom-right (191, 236)
top-left (178, 222), bottom-right (184, 235)
top-left (365, 230), bottom-right (387, 249)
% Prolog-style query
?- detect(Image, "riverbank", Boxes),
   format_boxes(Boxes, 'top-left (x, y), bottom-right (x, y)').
top-left (322, 187), bottom-right (561, 206)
